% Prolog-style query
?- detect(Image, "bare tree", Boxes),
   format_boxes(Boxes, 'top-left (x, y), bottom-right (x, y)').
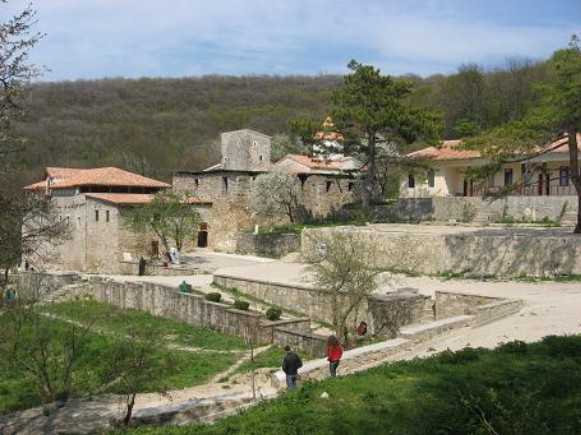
top-left (304, 231), bottom-right (388, 342)
top-left (109, 323), bottom-right (172, 426)
top-left (249, 170), bottom-right (301, 224)
top-left (1, 276), bottom-right (96, 403)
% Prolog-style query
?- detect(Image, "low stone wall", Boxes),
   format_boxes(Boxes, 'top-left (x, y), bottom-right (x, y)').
top-left (302, 226), bottom-right (581, 277)
top-left (368, 290), bottom-right (431, 337)
top-left (235, 232), bottom-right (300, 258)
top-left (89, 278), bottom-right (262, 341)
top-left (118, 261), bottom-right (201, 276)
top-left (434, 291), bottom-right (498, 320)
top-left (258, 318), bottom-right (311, 344)
top-left (377, 196), bottom-right (578, 225)
top-left (213, 274), bottom-right (341, 324)
top-left (272, 327), bottom-right (328, 357)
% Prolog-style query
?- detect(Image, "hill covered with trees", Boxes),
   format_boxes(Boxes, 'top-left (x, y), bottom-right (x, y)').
top-left (13, 57), bottom-right (549, 185)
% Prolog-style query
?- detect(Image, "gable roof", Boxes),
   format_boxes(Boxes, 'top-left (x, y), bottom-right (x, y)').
top-left (275, 154), bottom-right (361, 173)
top-left (405, 135), bottom-right (577, 162)
top-left (25, 167), bottom-right (170, 191)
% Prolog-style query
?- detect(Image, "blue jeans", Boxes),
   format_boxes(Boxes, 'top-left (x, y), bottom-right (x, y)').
top-left (329, 362), bottom-right (340, 377)
top-left (286, 375), bottom-right (298, 389)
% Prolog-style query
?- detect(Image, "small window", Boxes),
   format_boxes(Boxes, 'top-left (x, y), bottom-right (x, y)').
top-left (559, 166), bottom-right (570, 186)
top-left (106, 210), bottom-right (110, 222)
top-left (194, 179), bottom-right (199, 188)
top-left (326, 181), bottom-right (332, 192)
top-left (95, 210), bottom-right (99, 222)
top-left (408, 173), bottom-right (415, 188)
top-left (222, 177), bottom-right (229, 192)
top-left (259, 155), bottom-right (263, 161)
top-left (427, 169), bottom-right (435, 188)
top-left (504, 169), bottom-right (513, 186)
top-left (348, 182), bottom-right (355, 192)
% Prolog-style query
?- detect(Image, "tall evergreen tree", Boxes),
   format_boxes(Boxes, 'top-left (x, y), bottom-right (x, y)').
top-left (331, 61), bottom-right (441, 208)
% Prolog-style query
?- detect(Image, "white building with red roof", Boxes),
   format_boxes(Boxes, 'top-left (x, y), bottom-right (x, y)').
top-left (400, 136), bottom-right (579, 198)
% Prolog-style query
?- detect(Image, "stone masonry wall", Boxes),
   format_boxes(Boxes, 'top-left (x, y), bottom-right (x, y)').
top-left (434, 291), bottom-right (499, 320)
top-left (235, 232), bottom-right (300, 258)
top-left (377, 196), bottom-right (578, 224)
top-left (302, 226), bottom-right (581, 277)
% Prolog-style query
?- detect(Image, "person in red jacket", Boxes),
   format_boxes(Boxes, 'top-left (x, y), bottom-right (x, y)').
top-left (327, 335), bottom-right (343, 377)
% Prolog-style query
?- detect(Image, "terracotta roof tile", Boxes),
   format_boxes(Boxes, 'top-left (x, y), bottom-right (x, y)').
top-left (405, 135), bottom-right (578, 162)
top-left (24, 167), bottom-right (170, 190)
top-left (85, 193), bottom-right (154, 205)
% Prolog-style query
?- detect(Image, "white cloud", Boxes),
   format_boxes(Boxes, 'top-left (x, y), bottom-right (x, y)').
top-left (3, 0), bottom-right (577, 80)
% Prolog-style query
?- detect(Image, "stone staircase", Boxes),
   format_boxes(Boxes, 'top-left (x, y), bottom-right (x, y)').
top-left (42, 280), bottom-right (91, 304)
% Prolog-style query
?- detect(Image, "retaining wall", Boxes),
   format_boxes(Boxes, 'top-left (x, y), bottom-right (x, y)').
top-left (235, 233), bottom-right (300, 258)
top-left (376, 196), bottom-right (578, 224)
top-left (302, 227), bottom-right (581, 277)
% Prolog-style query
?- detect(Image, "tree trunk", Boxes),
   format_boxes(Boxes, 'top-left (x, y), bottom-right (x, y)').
top-left (567, 130), bottom-right (581, 234)
top-left (123, 394), bottom-right (136, 426)
top-left (363, 134), bottom-right (378, 211)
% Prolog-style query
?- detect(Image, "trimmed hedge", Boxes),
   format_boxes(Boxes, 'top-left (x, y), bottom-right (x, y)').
top-left (204, 292), bottom-right (222, 303)
top-left (233, 300), bottom-right (250, 311)
top-left (265, 307), bottom-right (282, 321)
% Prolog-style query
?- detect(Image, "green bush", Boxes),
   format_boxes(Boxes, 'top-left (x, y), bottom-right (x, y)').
top-left (204, 292), bottom-right (222, 303)
top-left (233, 300), bottom-right (250, 311)
top-left (265, 307), bottom-right (282, 321)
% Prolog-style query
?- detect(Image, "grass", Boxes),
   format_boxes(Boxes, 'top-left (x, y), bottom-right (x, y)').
top-left (43, 299), bottom-right (248, 350)
top-left (516, 274), bottom-right (581, 283)
top-left (234, 346), bottom-right (320, 376)
top-left (115, 335), bottom-right (581, 434)
top-left (0, 300), bottom-right (249, 415)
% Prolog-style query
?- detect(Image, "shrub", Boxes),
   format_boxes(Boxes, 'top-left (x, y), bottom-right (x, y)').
top-left (265, 307), bottom-right (282, 321)
top-left (498, 340), bottom-right (528, 354)
top-left (233, 300), bottom-right (250, 311)
top-left (205, 292), bottom-right (222, 303)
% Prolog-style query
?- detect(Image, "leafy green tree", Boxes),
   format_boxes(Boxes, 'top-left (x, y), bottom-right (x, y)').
top-left (125, 191), bottom-right (201, 255)
top-left (331, 60), bottom-right (442, 208)
top-left (472, 36), bottom-right (581, 233)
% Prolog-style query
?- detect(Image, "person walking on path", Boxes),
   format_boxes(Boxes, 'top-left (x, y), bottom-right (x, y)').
top-left (282, 345), bottom-right (303, 390)
top-left (138, 256), bottom-right (147, 276)
top-left (327, 335), bottom-right (343, 377)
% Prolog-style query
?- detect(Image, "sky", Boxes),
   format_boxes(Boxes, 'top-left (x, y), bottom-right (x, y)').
top-left (4, 0), bottom-right (581, 81)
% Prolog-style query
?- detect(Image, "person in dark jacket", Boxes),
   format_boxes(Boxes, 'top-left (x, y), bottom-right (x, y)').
top-left (282, 345), bottom-right (303, 389)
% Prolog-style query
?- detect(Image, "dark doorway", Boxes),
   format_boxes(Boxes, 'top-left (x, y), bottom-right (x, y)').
top-left (150, 240), bottom-right (159, 259)
top-left (197, 223), bottom-right (208, 248)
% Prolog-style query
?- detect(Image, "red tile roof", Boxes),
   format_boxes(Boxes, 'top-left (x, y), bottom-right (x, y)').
top-left (282, 154), bottom-right (346, 170)
top-left (405, 135), bottom-right (576, 162)
top-left (85, 193), bottom-right (154, 205)
top-left (25, 167), bottom-right (170, 190)
top-left (405, 140), bottom-right (481, 161)
top-left (86, 193), bottom-right (212, 206)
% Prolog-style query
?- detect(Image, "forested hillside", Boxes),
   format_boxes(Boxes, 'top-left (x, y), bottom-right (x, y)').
top-left (12, 57), bottom-right (548, 184)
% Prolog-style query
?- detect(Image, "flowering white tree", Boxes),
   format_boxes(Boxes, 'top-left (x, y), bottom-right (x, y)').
top-left (249, 171), bottom-right (301, 223)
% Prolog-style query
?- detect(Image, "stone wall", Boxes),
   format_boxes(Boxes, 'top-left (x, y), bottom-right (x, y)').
top-left (272, 327), bottom-right (328, 357)
top-left (235, 232), bottom-right (300, 258)
top-left (302, 226), bottom-right (581, 277)
top-left (368, 290), bottom-right (431, 337)
top-left (376, 196), bottom-right (578, 225)
top-left (213, 274), bottom-right (368, 325)
top-left (434, 291), bottom-right (499, 320)
top-left (31, 275), bottom-right (324, 353)
top-left (221, 129), bottom-right (271, 172)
